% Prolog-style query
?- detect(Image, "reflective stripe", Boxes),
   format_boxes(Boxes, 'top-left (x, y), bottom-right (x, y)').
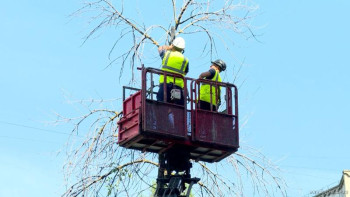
top-left (180, 58), bottom-right (187, 73)
top-left (162, 65), bottom-right (185, 74)
top-left (163, 51), bottom-right (171, 67)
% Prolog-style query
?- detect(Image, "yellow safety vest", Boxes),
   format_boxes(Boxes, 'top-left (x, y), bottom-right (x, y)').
top-left (159, 51), bottom-right (188, 88)
top-left (199, 70), bottom-right (222, 105)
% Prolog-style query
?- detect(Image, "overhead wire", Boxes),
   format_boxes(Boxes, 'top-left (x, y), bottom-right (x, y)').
top-left (0, 135), bottom-right (60, 144)
top-left (0, 120), bottom-right (82, 138)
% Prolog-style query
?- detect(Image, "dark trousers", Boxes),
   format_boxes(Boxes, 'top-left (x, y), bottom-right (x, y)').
top-left (157, 83), bottom-right (184, 105)
top-left (199, 100), bottom-right (217, 111)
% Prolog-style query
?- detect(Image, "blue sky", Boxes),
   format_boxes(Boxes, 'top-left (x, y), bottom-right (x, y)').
top-left (1, 0), bottom-right (350, 196)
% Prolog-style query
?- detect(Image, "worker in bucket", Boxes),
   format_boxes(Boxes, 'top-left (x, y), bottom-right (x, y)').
top-left (198, 59), bottom-right (226, 111)
top-left (157, 37), bottom-right (189, 105)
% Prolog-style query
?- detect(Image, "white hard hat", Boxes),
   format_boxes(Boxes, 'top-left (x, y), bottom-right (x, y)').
top-left (172, 37), bottom-right (185, 49)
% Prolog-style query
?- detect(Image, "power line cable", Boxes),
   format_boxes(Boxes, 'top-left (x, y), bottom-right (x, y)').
top-left (0, 120), bottom-right (82, 138)
top-left (0, 135), bottom-right (60, 144)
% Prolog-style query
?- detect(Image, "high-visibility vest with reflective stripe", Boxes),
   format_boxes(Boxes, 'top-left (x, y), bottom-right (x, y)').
top-left (199, 70), bottom-right (222, 105)
top-left (159, 51), bottom-right (188, 88)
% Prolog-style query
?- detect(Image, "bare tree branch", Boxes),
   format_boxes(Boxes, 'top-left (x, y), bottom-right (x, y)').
top-left (59, 98), bottom-right (286, 196)
top-left (62, 1), bottom-right (286, 196)
top-left (73, 0), bottom-right (259, 81)
top-left (103, 0), bottom-right (159, 47)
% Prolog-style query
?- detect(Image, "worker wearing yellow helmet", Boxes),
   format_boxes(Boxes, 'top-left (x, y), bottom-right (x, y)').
top-left (157, 37), bottom-right (189, 105)
top-left (198, 59), bottom-right (226, 111)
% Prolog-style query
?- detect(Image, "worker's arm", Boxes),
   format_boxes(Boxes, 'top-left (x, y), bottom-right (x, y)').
top-left (199, 71), bottom-right (212, 79)
top-left (158, 45), bottom-right (172, 54)
top-left (199, 69), bottom-right (215, 79)
top-left (158, 45), bottom-right (173, 59)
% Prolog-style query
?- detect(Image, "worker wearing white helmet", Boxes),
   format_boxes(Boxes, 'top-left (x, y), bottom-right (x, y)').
top-left (157, 37), bottom-right (189, 105)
